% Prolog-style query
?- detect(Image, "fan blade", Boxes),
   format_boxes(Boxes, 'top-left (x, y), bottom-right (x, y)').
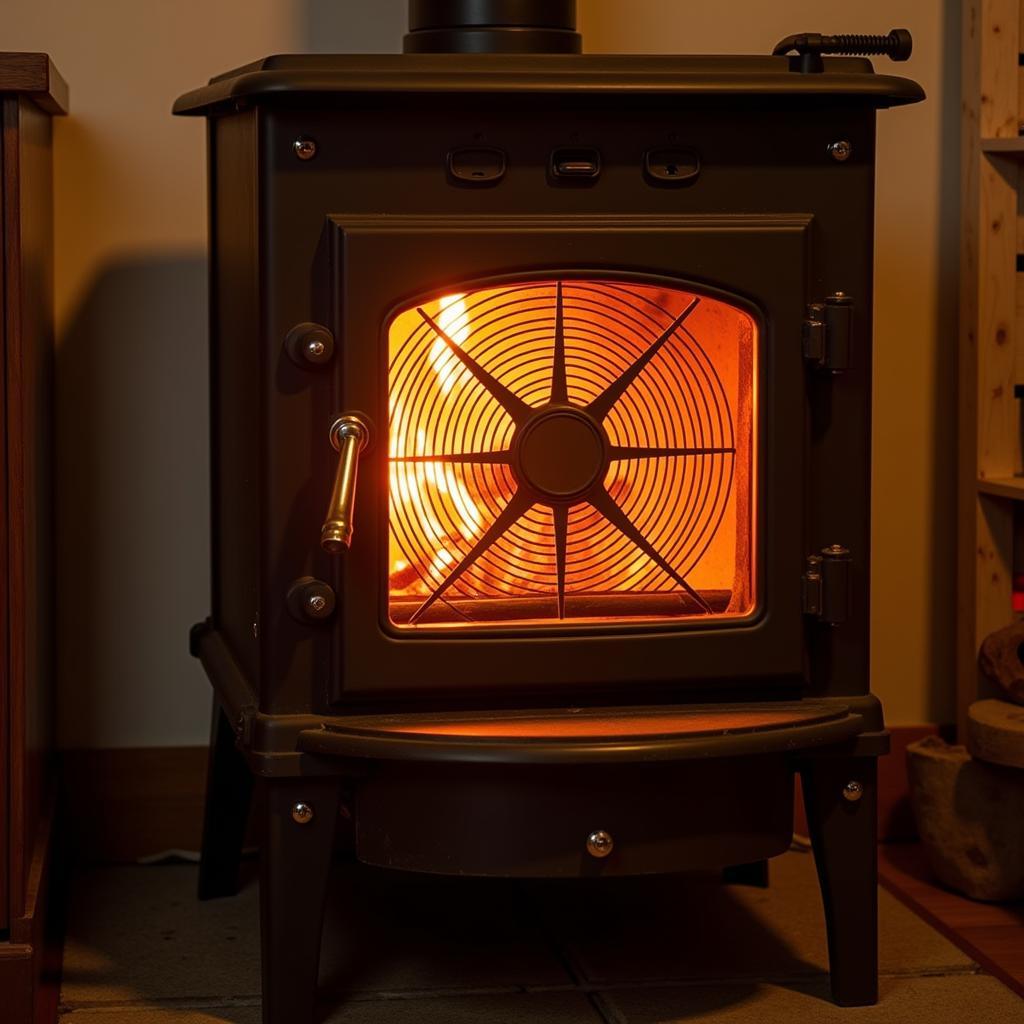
top-left (589, 488), bottom-right (713, 614)
top-left (553, 503), bottom-right (568, 620)
top-left (390, 451), bottom-right (512, 464)
top-left (417, 307), bottom-right (532, 424)
top-left (609, 444), bottom-right (735, 460)
top-left (550, 281), bottom-right (569, 405)
top-left (586, 297), bottom-right (700, 421)
top-left (408, 491), bottom-right (534, 624)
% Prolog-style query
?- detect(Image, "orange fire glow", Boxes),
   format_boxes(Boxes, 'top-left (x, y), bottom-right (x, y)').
top-left (387, 279), bottom-right (756, 628)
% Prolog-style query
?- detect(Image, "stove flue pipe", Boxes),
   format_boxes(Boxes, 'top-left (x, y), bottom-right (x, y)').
top-left (404, 0), bottom-right (582, 53)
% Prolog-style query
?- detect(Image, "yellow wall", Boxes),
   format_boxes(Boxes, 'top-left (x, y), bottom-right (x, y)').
top-left (3, 0), bottom-right (956, 744)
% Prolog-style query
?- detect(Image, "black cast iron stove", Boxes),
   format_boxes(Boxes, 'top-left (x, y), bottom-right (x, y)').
top-left (175, 4), bottom-right (923, 1020)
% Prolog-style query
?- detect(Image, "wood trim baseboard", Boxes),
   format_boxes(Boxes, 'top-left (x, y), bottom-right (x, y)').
top-left (61, 747), bottom-right (212, 864)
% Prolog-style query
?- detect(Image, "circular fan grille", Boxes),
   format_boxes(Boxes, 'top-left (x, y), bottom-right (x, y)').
top-left (387, 279), bottom-right (753, 627)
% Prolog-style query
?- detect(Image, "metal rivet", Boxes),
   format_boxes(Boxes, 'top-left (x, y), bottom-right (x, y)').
top-left (586, 830), bottom-right (614, 858)
top-left (285, 322), bottom-right (334, 368)
top-left (827, 140), bottom-right (852, 162)
top-left (292, 802), bottom-right (314, 824)
top-left (294, 137), bottom-right (317, 161)
top-left (287, 578), bottom-right (336, 624)
top-left (842, 781), bottom-right (864, 802)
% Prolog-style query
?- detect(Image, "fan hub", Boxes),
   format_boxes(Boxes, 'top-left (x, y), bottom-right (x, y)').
top-left (515, 407), bottom-right (607, 501)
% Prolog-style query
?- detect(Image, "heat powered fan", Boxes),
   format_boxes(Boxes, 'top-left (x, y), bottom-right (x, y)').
top-left (387, 279), bottom-right (756, 628)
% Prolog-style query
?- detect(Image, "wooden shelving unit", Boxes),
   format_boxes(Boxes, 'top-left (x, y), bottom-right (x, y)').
top-left (980, 136), bottom-right (1024, 154)
top-left (975, 476), bottom-right (1024, 500)
top-left (959, 1), bottom-right (1024, 738)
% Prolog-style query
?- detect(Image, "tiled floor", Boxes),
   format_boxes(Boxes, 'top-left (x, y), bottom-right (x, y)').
top-left (58, 851), bottom-right (1024, 1023)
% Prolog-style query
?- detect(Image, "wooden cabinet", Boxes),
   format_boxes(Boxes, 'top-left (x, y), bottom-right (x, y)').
top-left (0, 52), bottom-right (66, 1022)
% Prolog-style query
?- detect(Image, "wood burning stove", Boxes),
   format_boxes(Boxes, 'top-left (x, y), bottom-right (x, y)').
top-left (175, 4), bottom-right (923, 1021)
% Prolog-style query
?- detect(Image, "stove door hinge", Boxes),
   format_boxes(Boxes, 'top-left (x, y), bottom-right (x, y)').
top-left (803, 292), bottom-right (853, 372)
top-left (802, 545), bottom-right (851, 624)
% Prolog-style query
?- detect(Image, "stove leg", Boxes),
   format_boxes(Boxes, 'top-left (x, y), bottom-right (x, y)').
top-left (722, 859), bottom-right (769, 887)
top-left (800, 755), bottom-right (878, 1006)
top-left (260, 777), bottom-right (340, 1024)
top-left (198, 700), bottom-right (254, 900)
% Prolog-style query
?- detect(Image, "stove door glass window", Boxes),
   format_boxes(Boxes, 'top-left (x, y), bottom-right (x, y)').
top-left (387, 279), bottom-right (756, 629)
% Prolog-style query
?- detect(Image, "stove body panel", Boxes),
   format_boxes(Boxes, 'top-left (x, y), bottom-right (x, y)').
top-left (204, 91), bottom-right (877, 714)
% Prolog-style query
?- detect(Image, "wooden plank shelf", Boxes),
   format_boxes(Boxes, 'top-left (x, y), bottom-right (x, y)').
top-left (981, 136), bottom-right (1024, 153)
top-left (977, 476), bottom-right (1024, 499)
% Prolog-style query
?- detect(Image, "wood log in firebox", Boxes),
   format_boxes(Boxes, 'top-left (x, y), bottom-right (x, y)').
top-left (389, 589), bottom-right (732, 625)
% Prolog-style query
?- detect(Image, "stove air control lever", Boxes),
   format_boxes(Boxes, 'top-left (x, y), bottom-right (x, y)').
top-left (321, 414), bottom-right (371, 553)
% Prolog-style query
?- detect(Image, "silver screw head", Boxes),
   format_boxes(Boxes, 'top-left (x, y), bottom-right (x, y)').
top-left (292, 802), bottom-right (315, 824)
top-left (294, 137), bottom-right (317, 161)
top-left (827, 140), bottom-right (852, 162)
top-left (288, 578), bottom-right (335, 623)
top-left (285, 322), bottom-right (334, 368)
top-left (586, 830), bottom-right (614, 858)
top-left (842, 780), bottom-right (864, 803)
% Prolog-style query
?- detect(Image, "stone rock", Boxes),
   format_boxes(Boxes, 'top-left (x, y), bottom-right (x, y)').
top-left (978, 620), bottom-right (1024, 705)
top-left (968, 698), bottom-right (1024, 770)
top-left (907, 735), bottom-right (1024, 902)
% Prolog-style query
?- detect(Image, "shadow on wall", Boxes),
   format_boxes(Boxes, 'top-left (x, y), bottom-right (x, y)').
top-left (304, 0), bottom-right (406, 52)
top-left (924, 0), bottom-right (960, 723)
top-left (55, 257), bottom-right (212, 748)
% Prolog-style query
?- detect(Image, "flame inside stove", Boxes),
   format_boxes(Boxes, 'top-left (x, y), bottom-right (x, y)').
top-left (387, 279), bottom-right (756, 628)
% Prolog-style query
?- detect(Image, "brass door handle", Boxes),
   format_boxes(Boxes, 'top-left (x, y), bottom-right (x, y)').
top-left (320, 414), bottom-right (370, 553)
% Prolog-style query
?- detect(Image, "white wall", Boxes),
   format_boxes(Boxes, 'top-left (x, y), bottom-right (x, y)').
top-left (2, 0), bottom-right (956, 746)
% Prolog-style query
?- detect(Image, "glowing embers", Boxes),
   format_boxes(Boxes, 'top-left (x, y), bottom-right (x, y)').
top-left (387, 280), bottom-right (756, 628)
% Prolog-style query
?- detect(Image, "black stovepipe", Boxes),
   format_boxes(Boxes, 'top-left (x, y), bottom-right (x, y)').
top-left (404, 0), bottom-right (582, 53)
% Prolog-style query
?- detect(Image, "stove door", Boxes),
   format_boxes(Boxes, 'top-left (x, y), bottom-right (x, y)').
top-left (322, 214), bottom-right (809, 700)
